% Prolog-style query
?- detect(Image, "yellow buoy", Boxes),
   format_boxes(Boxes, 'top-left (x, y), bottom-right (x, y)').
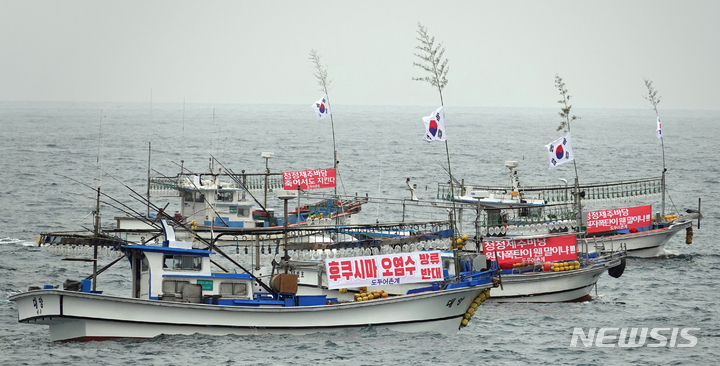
top-left (461, 319), bottom-right (469, 326)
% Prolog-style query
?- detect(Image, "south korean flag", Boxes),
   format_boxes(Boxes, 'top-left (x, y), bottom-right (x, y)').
top-left (313, 94), bottom-right (331, 120)
top-left (422, 106), bottom-right (446, 143)
top-left (546, 132), bottom-right (574, 170)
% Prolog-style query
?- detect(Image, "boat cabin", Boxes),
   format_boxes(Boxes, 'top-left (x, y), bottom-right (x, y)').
top-left (122, 220), bottom-right (327, 307)
top-left (178, 175), bottom-right (259, 228)
top-left (125, 245), bottom-right (257, 304)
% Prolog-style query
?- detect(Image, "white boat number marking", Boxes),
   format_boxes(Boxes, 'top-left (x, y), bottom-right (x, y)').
top-left (446, 296), bottom-right (465, 308)
top-left (32, 296), bottom-right (44, 315)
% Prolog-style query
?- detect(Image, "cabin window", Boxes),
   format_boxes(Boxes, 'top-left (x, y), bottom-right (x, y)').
top-left (162, 280), bottom-right (190, 294)
top-left (141, 257), bottom-right (149, 272)
top-left (183, 191), bottom-right (206, 203)
top-left (163, 255), bottom-right (202, 271)
top-left (219, 282), bottom-right (248, 298)
top-left (217, 191), bottom-right (233, 202)
top-left (237, 208), bottom-right (249, 218)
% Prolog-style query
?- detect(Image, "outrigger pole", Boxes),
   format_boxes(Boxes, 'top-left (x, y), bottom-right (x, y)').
top-left (80, 164), bottom-right (279, 296)
top-left (124, 184), bottom-right (279, 296)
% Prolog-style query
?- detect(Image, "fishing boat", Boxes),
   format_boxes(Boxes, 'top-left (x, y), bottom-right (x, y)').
top-left (13, 219), bottom-right (496, 341)
top-left (108, 164), bottom-right (367, 244)
top-left (272, 218), bottom-right (622, 303)
top-left (441, 162), bottom-right (702, 257)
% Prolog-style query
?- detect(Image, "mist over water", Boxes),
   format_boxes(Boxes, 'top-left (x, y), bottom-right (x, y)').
top-left (1, 102), bottom-right (718, 365)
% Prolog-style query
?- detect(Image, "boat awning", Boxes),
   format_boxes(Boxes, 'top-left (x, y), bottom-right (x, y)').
top-left (122, 244), bottom-right (213, 256)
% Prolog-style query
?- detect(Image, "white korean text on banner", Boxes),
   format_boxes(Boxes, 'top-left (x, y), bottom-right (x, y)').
top-left (483, 235), bottom-right (577, 264)
top-left (324, 251), bottom-right (443, 290)
top-left (586, 205), bottom-right (652, 234)
top-left (545, 132), bottom-right (574, 169)
top-left (422, 106), bottom-right (446, 143)
top-left (282, 168), bottom-right (336, 190)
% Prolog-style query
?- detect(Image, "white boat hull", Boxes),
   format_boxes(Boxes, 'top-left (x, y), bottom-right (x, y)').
top-left (11, 287), bottom-right (483, 341)
top-left (488, 259), bottom-right (620, 303)
top-left (583, 220), bottom-right (692, 258)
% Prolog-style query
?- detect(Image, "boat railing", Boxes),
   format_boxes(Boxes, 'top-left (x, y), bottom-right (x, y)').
top-left (583, 236), bottom-right (627, 262)
top-left (439, 176), bottom-right (663, 203)
top-left (476, 202), bottom-right (580, 236)
top-left (149, 172), bottom-right (285, 197)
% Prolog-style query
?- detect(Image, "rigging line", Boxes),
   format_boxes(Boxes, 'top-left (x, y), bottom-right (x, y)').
top-left (81, 164), bottom-right (174, 228)
top-left (59, 172), bottom-right (144, 219)
top-left (336, 168), bottom-right (347, 196)
top-left (210, 155), bottom-right (272, 217)
top-left (376, 156), bottom-right (383, 223)
top-left (665, 188), bottom-right (679, 214)
top-left (84, 254), bottom-right (127, 281)
top-left (56, 173), bottom-right (160, 234)
top-left (96, 109), bottom-right (103, 189)
top-left (128, 196), bottom-right (277, 295)
top-left (436, 160), bottom-right (461, 186)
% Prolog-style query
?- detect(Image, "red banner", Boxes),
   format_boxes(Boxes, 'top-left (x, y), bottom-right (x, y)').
top-left (483, 235), bottom-right (577, 264)
top-left (324, 251), bottom-right (444, 290)
top-left (282, 168), bottom-right (336, 190)
top-left (586, 205), bottom-right (652, 234)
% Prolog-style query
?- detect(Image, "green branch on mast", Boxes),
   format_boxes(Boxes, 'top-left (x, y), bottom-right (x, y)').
top-left (413, 22), bottom-right (449, 102)
top-left (643, 78), bottom-right (661, 114)
top-left (310, 49), bottom-right (332, 93)
top-left (555, 74), bottom-right (580, 132)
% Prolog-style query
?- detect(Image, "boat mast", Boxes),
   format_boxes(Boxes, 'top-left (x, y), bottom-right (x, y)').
top-left (644, 79), bottom-right (666, 217)
top-left (412, 23), bottom-right (461, 276)
top-left (147, 142), bottom-right (151, 218)
top-left (310, 49), bottom-right (341, 224)
top-left (92, 110), bottom-right (104, 292)
top-left (554, 75), bottom-right (582, 227)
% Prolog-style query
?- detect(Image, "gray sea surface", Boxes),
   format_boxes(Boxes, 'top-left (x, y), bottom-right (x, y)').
top-left (0, 102), bottom-right (718, 365)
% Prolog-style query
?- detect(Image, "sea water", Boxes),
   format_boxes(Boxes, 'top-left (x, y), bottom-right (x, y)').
top-left (0, 102), bottom-right (718, 365)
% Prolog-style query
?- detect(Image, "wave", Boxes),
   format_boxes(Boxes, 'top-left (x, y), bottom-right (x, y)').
top-left (0, 238), bottom-right (33, 246)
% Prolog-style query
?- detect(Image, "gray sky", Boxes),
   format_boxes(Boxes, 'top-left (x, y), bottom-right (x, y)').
top-left (1, 1), bottom-right (718, 109)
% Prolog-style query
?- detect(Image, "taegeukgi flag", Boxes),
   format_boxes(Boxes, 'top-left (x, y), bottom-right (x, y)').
top-left (656, 116), bottom-right (662, 139)
top-left (313, 94), bottom-right (331, 120)
top-left (546, 132), bottom-right (574, 169)
top-left (422, 106), bottom-right (446, 143)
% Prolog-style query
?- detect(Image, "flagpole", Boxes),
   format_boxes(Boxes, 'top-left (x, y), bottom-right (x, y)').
top-left (645, 79), bottom-right (666, 218)
top-left (324, 89), bottom-right (338, 198)
top-left (310, 50), bottom-right (339, 201)
top-left (656, 111), bottom-right (666, 218)
top-left (438, 93), bottom-right (458, 243)
top-left (438, 92), bottom-right (462, 279)
top-left (412, 23), bottom-right (459, 276)
top-left (555, 75), bottom-right (581, 230)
